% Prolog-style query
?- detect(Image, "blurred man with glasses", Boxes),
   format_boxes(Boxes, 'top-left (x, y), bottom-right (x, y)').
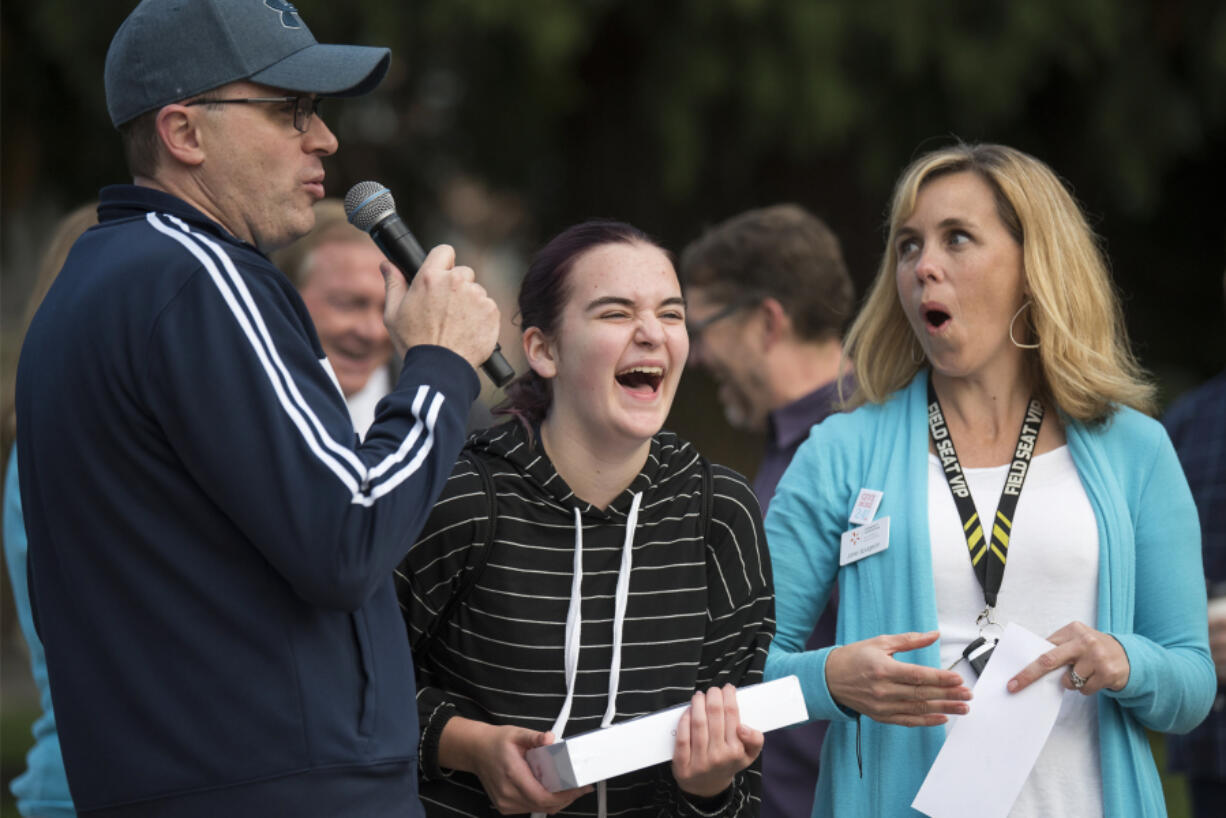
top-left (680, 204), bottom-right (855, 818)
top-left (14, 1), bottom-right (498, 815)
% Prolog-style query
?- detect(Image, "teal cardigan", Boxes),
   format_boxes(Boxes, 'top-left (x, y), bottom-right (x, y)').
top-left (764, 372), bottom-right (1214, 817)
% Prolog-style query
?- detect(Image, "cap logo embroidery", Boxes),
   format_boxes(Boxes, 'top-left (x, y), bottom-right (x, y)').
top-left (264, 0), bottom-right (302, 29)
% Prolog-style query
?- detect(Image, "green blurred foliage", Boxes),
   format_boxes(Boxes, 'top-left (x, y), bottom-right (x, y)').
top-left (2, 0), bottom-right (1224, 422)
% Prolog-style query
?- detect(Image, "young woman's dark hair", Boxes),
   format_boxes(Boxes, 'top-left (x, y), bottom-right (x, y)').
top-left (495, 219), bottom-right (661, 429)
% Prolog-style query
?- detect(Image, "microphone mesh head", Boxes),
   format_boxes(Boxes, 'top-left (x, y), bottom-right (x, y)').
top-left (344, 181), bottom-right (395, 232)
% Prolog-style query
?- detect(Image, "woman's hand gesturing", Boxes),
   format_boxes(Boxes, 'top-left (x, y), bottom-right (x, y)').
top-left (1008, 621), bottom-right (1131, 695)
top-left (825, 630), bottom-right (972, 726)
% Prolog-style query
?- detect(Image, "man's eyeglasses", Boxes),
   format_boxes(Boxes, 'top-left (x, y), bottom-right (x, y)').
top-left (185, 95), bottom-right (322, 133)
top-left (685, 296), bottom-right (762, 338)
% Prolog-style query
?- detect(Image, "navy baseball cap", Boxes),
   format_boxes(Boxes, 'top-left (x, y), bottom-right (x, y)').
top-left (105, 0), bottom-right (391, 127)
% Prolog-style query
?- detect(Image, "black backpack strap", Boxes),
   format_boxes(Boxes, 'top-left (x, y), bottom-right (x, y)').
top-left (415, 450), bottom-right (497, 655)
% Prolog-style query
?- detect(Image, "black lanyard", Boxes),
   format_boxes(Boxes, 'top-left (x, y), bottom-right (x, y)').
top-left (926, 380), bottom-right (1044, 609)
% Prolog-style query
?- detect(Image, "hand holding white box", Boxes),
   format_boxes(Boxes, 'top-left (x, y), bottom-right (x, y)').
top-left (526, 676), bottom-right (809, 792)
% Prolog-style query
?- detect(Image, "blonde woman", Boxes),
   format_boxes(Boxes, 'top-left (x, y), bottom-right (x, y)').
top-left (764, 143), bottom-right (1214, 817)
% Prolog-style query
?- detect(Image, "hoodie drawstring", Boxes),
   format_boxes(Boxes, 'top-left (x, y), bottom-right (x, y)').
top-left (546, 506), bottom-right (587, 741)
top-left (534, 492), bottom-right (642, 818)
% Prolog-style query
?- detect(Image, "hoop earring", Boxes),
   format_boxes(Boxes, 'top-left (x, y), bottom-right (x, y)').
top-left (1010, 300), bottom-right (1040, 350)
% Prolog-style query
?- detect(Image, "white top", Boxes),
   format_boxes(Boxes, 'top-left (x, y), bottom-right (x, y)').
top-left (346, 366), bottom-right (391, 441)
top-left (928, 445), bottom-right (1103, 818)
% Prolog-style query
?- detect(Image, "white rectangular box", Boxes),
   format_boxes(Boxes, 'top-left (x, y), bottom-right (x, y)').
top-left (525, 676), bottom-right (809, 792)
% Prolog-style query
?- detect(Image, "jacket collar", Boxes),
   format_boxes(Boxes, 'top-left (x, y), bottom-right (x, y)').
top-left (98, 184), bottom-right (256, 252)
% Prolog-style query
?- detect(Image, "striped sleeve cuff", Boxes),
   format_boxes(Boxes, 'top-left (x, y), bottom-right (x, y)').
top-left (419, 699), bottom-right (459, 780)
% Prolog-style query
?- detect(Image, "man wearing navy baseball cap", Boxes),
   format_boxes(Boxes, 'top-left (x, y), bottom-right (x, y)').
top-left (15, 1), bottom-right (499, 815)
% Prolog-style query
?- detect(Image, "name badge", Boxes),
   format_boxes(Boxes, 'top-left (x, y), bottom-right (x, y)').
top-left (840, 517), bottom-right (890, 566)
top-left (848, 488), bottom-right (883, 526)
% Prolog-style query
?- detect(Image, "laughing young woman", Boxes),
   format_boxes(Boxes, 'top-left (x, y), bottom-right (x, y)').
top-left (764, 143), bottom-right (1214, 817)
top-left (396, 221), bottom-right (774, 817)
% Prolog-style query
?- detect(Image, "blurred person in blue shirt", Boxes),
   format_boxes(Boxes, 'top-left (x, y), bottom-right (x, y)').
top-left (1163, 265), bottom-right (1226, 818)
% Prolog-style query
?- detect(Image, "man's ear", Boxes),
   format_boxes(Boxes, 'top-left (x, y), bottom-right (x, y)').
top-left (758, 297), bottom-right (791, 349)
top-left (523, 326), bottom-right (558, 379)
top-left (155, 104), bottom-right (206, 167)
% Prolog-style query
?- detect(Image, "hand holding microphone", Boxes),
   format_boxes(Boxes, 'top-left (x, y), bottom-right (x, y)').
top-left (344, 181), bottom-right (514, 387)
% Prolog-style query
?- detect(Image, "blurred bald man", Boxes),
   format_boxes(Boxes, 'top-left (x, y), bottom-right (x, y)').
top-left (276, 199), bottom-right (395, 437)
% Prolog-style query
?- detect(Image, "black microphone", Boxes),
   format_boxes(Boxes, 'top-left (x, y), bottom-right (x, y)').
top-left (344, 181), bottom-right (515, 388)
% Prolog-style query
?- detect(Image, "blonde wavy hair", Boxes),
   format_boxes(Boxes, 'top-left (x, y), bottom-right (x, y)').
top-left (2, 202), bottom-right (100, 466)
top-left (844, 143), bottom-right (1155, 423)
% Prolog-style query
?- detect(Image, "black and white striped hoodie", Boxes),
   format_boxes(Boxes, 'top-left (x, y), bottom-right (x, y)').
top-left (396, 420), bottom-right (775, 817)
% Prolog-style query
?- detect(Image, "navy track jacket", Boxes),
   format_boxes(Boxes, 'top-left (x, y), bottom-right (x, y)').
top-left (15, 186), bottom-right (478, 817)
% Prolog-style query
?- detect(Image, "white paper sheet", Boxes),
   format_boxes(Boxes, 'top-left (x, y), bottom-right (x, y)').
top-left (912, 622), bottom-right (1064, 818)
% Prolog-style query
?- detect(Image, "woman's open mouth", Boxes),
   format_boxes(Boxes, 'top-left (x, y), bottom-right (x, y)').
top-left (924, 308), bottom-right (951, 331)
top-left (615, 366), bottom-right (664, 394)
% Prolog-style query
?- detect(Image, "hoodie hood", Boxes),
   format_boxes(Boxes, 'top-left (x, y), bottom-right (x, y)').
top-left (467, 420), bottom-right (703, 520)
